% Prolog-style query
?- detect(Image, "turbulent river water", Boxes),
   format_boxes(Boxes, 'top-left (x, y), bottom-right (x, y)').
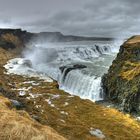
top-left (24, 40), bottom-right (122, 101)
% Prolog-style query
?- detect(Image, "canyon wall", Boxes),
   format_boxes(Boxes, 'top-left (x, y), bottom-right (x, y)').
top-left (102, 36), bottom-right (140, 113)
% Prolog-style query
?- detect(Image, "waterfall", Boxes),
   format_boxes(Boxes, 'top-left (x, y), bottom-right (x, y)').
top-left (54, 44), bottom-right (113, 62)
top-left (24, 40), bottom-right (121, 102)
top-left (58, 68), bottom-right (103, 101)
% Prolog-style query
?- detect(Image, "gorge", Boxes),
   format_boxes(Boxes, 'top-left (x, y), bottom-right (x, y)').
top-left (1, 29), bottom-right (140, 140)
top-left (23, 40), bottom-right (122, 102)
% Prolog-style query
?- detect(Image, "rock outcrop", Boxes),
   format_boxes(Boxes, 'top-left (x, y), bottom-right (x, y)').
top-left (102, 36), bottom-right (140, 113)
top-left (0, 29), bottom-right (33, 44)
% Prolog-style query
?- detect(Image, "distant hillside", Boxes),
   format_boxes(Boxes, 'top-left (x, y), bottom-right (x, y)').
top-left (0, 28), bottom-right (114, 43)
top-left (34, 31), bottom-right (114, 42)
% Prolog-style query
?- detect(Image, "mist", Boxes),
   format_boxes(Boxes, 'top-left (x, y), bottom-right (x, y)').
top-left (23, 43), bottom-right (58, 66)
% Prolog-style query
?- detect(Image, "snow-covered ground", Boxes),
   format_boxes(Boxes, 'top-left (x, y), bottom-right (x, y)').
top-left (4, 58), bottom-right (53, 82)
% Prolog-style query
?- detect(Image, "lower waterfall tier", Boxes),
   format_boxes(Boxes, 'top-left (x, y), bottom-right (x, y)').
top-left (24, 40), bottom-right (121, 101)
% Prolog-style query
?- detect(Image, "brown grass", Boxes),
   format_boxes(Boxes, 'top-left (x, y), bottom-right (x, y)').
top-left (1, 69), bottom-right (140, 139)
top-left (120, 61), bottom-right (140, 80)
top-left (127, 36), bottom-right (140, 44)
top-left (1, 33), bottom-right (22, 47)
top-left (0, 48), bottom-right (15, 65)
top-left (0, 95), bottom-right (67, 140)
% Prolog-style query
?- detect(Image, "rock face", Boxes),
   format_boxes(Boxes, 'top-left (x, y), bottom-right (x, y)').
top-left (0, 28), bottom-right (33, 44)
top-left (102, 36), bottom-right (140, 113)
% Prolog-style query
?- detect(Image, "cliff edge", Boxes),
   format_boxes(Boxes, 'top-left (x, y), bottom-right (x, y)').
top-left (102, 36), bottom-right (140, 113)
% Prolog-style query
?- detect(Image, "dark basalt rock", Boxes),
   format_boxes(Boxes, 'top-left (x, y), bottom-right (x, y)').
top-left (10, 99), bottom-right (23, 109)
top-left (59, 64), bottom-right (87, 83)
top-left (102, 36), bottom-right (140, 113)
top-left (59, 64), bottom-right (87, 73)
top-left (73, 64), bottom-right (87, 69)
top-left (0, 28), bottom-right (33, 43)
top-left (0, 40), bottom-right (16, 50)
top-left (95, 45), bottom-right (102, 54)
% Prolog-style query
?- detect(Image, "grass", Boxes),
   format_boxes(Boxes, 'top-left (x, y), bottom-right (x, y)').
top-left (0, 96), bottom-right (66, 140)
top-left (120, 61), bottom-right (140, 80)
top-left (1, 72), bottom-right (140, 140)
top-left (1, 33), bottom-right (22, 47)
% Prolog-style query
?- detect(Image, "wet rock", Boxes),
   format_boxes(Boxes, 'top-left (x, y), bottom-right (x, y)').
top-left (0, 40), bottom-right (16, 50)
top-left (10, 99), bottom-right (23, 109)
top-left (95, 45), bottom-right (102, 54)
top-left (32, 115), bottom-right (40, 122)
top-left (59, 64), bottom-right (87, 82)
top-left (59, 64), bottom-right (87, 73)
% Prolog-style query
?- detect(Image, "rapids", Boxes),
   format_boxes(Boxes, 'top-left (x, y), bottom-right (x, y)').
top-left (24, 40), bottom-right (122, 101)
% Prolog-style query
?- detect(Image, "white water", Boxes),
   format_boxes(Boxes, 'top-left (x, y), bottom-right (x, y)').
top-left (4, 58), bottom-right (53, 82)
top-left (23, 40), bottom-right (122, 101)
top-left (59, 70), bottom-right (102, 101)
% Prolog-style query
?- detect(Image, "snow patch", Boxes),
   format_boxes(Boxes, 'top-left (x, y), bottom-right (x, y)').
top-left (29, 93), bottom-right (42, 98)
top-left (90, 128), bottom-right (105, 139)
top-left (46, 93), bottom-right (60, 100)
top-left (4, 58), bottom-right (53, 82)
top-left (19, 91), bottom-right (26, 96)
top-left (68, 95), bottom-right (74, 98)
top-left (51, 94), bottom-right (60, 99)
top-left (59, 119), bottom-right (65, 123)
top-left (12, 86), bottom-right (32, 91)
top-left (64, 102), bottom-right (69, 106)
top-left (35, 105), bottom-right (41, 108)
top-left (23, 81), bottom-right (40, 86)
top-left (136, 117), bottom-right (140, 121)
top-left (60, 111), bottom-right (68, 115)
top-left (45, 98), bottom-right (55, 108)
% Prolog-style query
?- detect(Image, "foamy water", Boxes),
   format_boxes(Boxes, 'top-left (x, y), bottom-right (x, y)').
top-left (6, 40), bottom-right (123, 101)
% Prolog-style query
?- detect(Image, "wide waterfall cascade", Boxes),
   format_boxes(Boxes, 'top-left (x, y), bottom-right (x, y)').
top-left (24, 40), bottom-right (122, 101)
top-left (59, 68), bottom-right (103, 101)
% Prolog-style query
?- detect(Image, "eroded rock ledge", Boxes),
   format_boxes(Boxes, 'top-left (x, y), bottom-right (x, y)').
top-left (102, 36), bottom-right (140, 113)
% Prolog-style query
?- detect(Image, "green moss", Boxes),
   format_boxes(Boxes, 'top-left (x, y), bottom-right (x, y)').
top-left (119, 61), bottom-right (140, 80)
top-left (102, 38), bottom-right (140, 113)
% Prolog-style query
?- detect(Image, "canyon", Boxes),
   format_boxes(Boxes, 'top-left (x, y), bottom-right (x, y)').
top-left (0, 29), bottom-right (140, 140)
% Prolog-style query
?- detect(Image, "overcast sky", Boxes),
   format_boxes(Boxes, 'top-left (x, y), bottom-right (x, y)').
top-left (0, 0), bottom-right (140, 37)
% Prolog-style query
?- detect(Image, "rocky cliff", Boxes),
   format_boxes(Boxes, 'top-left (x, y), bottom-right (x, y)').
top-left (102, 36), bottom-right (140, 113)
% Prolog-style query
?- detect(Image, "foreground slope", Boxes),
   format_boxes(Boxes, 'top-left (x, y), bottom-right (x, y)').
top-left (0, 96), bottom-right (67, 140)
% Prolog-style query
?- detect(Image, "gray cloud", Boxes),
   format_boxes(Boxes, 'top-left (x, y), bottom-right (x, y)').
top-left (0, 0), bottom-right (140, 37)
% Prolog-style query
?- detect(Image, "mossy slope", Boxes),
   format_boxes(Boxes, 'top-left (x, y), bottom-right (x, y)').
top-left (102, 36), bottom-right (140, 113)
